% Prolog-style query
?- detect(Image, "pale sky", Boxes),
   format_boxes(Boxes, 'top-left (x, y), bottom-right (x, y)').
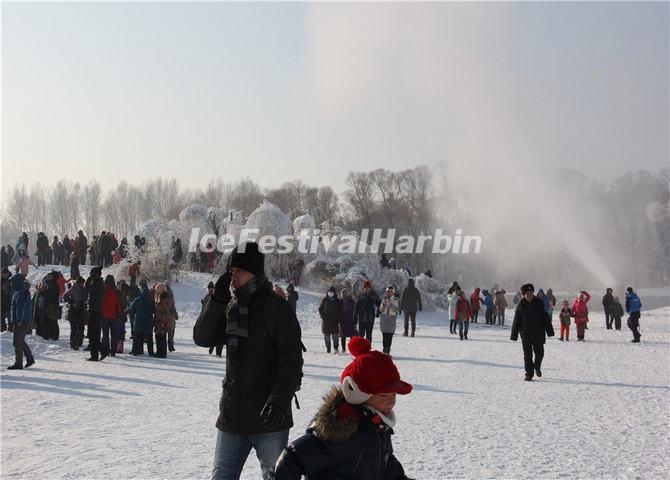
top-left (2, 1), bottom-right (668, 194)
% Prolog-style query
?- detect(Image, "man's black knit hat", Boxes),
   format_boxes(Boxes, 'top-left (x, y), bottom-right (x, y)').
top-left (229, 242), bottom-right (265, 277)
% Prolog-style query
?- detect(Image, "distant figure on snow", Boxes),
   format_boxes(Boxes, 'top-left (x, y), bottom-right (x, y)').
top-left (400, 278), bottom-right (422, 337)
top-left (571, 291), bottom-right (591, 342)
top-left (625, 287), bottom-right (642, 343)
top-left (602, 288), bottom-right (615, 330)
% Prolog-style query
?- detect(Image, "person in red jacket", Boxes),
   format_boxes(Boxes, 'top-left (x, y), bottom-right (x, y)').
top-left (571, 290), bottom-right (591, 342)
top-left (101, 274), bottom-right (122, 359)
top-left (456, 289), bottom-right (472, 340)
top-left (469, 288), bottom-right (482, 323)
top-left (56, 271), bottom-right (66, 302)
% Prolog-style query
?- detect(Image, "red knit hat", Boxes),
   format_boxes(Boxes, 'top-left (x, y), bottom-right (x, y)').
top-left (340, 337), bottom-right (412, 404)
top-left (363, 280), bottom-right (372, 290)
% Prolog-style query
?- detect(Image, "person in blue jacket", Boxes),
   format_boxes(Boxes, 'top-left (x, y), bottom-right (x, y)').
top-left (128, 279), bottom-right (155, 355)
top-left (625, 287), bottom-right (642, 343)
top-left (482, 289), bottom-right (494, 325)
top-left (8, 273), bottom-right (35, 370)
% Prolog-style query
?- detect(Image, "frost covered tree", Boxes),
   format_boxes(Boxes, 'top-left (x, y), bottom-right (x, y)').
top-left (82, 181), bottom-right (101, 235)
top-left (28, 184), bottom-right (49, 235)
top-left (49, 180), bottom-right (74, 235)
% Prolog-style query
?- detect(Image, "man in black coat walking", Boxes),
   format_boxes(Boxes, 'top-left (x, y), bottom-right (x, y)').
top-left (196, 242), bottom-right (303, 480)
top-left (511, 283), bottom-right (554, 381)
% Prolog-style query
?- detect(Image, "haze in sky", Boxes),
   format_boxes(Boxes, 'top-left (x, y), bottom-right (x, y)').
top-left (2, 1), bottom-right (668, 194)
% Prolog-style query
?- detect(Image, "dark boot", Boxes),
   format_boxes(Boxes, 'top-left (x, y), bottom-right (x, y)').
top-left (25, 358), bottom-right (35, 368)
top-left (524, 374), bottom-right (533, 381)
top-left (535, 368), bottom-right (542, 377)
top-left (7, 363), bottom-right (22, 370)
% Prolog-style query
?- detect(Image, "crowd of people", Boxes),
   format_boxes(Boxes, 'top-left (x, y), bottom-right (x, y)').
top-left (314, 279), bottom-right (423, 357)
top-left (1, 230), bottom-right (137, 272)
top-left (1, 256), bottom-right (179, 368)
top-left (0, 236), bottom-right (651, 479)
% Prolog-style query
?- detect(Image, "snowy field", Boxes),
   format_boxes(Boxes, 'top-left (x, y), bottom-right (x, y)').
top-left (1, 268), bottom-right (669, 479)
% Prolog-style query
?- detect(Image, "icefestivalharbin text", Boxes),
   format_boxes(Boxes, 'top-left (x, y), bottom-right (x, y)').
top-left (187, 228), bottom-right (482, 255)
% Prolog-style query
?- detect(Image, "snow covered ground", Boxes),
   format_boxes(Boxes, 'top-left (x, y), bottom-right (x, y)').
top-left (1, 269), bottom-right (669, 479)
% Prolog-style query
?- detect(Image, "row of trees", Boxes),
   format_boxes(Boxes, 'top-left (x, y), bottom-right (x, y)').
top-left (1, 166), bottom-right (668, 287)
top-left (1, 168), bottom-right (429, 241)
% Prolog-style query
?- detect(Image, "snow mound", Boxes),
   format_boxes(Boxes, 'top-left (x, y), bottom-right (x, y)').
top-left (245, 201), bottom-right (293, 240)
top-left (179, 204), bottom-right (209, 224)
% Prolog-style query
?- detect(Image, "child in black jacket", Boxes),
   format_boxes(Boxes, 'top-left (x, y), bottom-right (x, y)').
top-left (274, 337), bottom-right (413, 479)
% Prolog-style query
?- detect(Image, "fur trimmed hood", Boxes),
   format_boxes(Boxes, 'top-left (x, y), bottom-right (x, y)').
top-left (310, 386), bottom-right (361, 443)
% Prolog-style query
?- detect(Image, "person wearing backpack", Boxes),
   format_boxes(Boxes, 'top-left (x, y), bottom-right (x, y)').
top-left (197, 243), bottom-right (303, 480)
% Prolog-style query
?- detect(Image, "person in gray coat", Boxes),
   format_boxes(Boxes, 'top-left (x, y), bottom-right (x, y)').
top-left (379, 285), bottom-right (400, 355)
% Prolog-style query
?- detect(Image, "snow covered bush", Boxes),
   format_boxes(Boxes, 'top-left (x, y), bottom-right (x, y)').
top-left (179, 204), bottom-right (209, 224)
top-left (221, 210), bottom-right (245, 241)
top-left (245, 201), bottom-right (293, 278)
top-left (293, 214), bottom-right (316, 236)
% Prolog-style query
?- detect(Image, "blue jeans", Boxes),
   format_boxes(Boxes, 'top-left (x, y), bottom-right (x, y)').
top-left (211, 429), bottom-right (288, 480)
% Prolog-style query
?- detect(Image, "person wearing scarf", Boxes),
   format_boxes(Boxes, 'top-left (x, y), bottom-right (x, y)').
top-left (208, 242), bottom-right (303, 480)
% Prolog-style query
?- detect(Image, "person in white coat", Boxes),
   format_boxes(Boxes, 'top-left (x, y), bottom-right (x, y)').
top-left (379, 285), bottom-right (400, 355)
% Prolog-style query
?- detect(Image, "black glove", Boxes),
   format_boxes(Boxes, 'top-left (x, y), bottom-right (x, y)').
top-left (260, 402), bottom-right (287, 430)
top-left (212, 271), bottom-right (232, 304)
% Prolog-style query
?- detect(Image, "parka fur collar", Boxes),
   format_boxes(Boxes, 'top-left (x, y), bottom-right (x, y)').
top-left (310, 386), bottom-right (362, 443)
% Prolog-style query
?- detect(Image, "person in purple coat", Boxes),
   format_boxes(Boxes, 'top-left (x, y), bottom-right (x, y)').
top-left (340, 289), bottom-right (357, 353)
